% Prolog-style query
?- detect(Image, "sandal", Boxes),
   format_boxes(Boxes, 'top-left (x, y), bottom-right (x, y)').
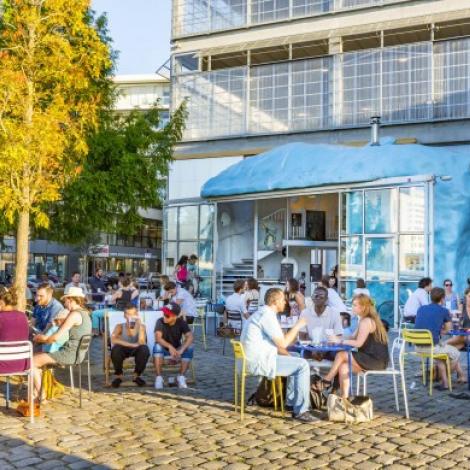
top-left (311, 377), bottom-right (332, 393)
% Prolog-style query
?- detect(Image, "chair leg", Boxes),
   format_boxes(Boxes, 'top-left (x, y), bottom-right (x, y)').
top-left (271, 379), bottom-right (278, 412)
top-left (356, 374), bottom-right (361, 396)
top-left (363, 374), bottom-right (367, 395)
top-left (29, 372), bottom-right (34, 423)
top-left (234, 369), bottom-right (238, 413)
top-left (6, 377), bottom-right (10, 409)
top-left (202, 318), bottom-right (207, 351)
top-left (421, 358), bottom-right (426, 385)
top-left (79, 364), bottom-right (82, 408)
top-left (87, 353), bottom-right (92, 394)
top-left (392, 373), bottom-right (399, 412)
top-left (191, 362), bottom-right (196, 384)
top-left (429, 357), bottom-right (433, 396)
top-left (446, 358), bottom-right (452, 392)
top-left (69, 366), bottom-right (75, 391)
top-left (277, 376), bottom-right (284, 416)
top-left (240, 373), bottom-right (246, 421)
top-left (222, 337), bottom-right (226, 356)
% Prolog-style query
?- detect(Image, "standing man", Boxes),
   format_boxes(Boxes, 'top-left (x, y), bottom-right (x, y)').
top-left (404, 277), bottom-right (433, 323)
top-left (187, 254), bottom-right (199, 296)
top-left (162, 281), bottom-right (197, 324)
top-left (32, 284), bottom-right (63, 332)
top-left (89, 268), bottom-right (107, 301)
top-left (241, 288), bottom-right (317, 423)
top-left (65, 272), bottom-right (89, 297)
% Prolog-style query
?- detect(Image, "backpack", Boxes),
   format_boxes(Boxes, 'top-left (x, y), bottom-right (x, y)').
top-left (248, 377), bottom-right (287, 407)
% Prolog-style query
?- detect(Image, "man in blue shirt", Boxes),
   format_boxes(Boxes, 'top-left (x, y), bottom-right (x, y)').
top-left (415, 287), bottom-right (464, 389)
top-left (241, 288), bottom-right (317, 423)
top-left (32, 284), bottom-right (64, 332)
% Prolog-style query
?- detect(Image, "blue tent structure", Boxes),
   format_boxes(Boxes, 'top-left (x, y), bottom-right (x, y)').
top-left (202, 138), bottom-right (470, 297)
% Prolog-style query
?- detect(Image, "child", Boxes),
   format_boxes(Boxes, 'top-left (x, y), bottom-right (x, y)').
top-left (42, 310), bottom-right (70, 353)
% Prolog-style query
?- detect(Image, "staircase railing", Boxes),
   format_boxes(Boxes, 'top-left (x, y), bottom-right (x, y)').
top-left (258, 208), bottom-right (286, 250)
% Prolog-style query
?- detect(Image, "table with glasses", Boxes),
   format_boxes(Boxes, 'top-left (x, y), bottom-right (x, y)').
top-left (448, 329), bottom-right (470, 390)
top-left (289, 342), bottom-right (354, 395)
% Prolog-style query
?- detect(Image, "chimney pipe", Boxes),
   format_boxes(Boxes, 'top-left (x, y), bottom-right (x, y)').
top-left (370, 116), bottom-right (381, 146)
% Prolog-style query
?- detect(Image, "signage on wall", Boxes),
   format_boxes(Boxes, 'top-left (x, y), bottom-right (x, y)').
top-left (280, 263), bottom-right (294, 282)
top-left (88, 245), bottom-right (110, 257)
top-left (310, 263), bottom-right (322, 282)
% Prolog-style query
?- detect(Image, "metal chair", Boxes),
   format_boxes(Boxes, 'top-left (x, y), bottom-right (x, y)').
top-left (222, 310), bottom-right (243, 355)
top-left (192, 299), bottom-right (208, 351)
top-left (402, 329), bottom-right (452, 396)
top-left (69, 335), bottom-right (92, 408)
top-left (398, 305), bottom-right (414, 337)
top-left (230, 340), bottom-right (283, 420)
top-left (0, 341), bottom-right (35, 423)
top-left (356, 337), bottom-right (409, 419)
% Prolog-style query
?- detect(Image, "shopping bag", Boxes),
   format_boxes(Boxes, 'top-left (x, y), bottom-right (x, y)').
top-left (42, 369), bottom-right (65, 400)
top-left (327, 393), bottom-right (373, 423)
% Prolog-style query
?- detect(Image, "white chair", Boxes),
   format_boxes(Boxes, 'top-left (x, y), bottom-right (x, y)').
top-left (142, 310), bottom-right (163, 354)
top-left (398, 305), bottom-right (414, 338)
top-left (356, 337), bottom-right (409, 419)
top-left (193, 299), bottom-right (208, 351)
top-left (0, 341), bottom-right (35, 423)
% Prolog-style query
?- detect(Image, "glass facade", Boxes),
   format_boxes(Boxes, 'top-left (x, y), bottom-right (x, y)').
top-left (173, 0), bottom-right (407, 37)
top-left (163, 204), bottom-right (215, 298)
top-left (340, 185), bottom-right (428, 326)
top-left (174, 37), bottom-right (470, 141)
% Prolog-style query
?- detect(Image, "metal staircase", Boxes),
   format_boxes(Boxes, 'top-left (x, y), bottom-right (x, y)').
top-left (217, 258), bottom-right (254, 298)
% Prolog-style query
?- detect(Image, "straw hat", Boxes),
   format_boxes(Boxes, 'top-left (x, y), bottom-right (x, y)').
top-left (61, 286), bottom-right (86, 299)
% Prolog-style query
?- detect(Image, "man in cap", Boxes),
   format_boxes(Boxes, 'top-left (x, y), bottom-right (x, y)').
top-left (153, 302), bottom-right (194, 389)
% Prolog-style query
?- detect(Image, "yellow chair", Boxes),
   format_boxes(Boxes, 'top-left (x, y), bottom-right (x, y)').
top-left (402, 329), bottom-right (452, 396)
top-left (230, 340), bottom-right (284, 420)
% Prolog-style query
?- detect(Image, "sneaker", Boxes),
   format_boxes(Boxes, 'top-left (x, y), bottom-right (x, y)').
top-left (133, 376), bottom-right (146, 387)
top-left (177, 375), bottom-right (187, 389)
top-left (292, 411), bottom-right (319, 423)
top-left (111, 377), bottom-right (122, 388)
top-left (154, 376), bottom-right (164, 390)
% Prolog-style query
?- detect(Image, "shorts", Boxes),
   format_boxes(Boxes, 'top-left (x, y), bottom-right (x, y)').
top-left (153, 343), bottom-right (194, 362)
top-left (417, 343), bottom-right (461, 363)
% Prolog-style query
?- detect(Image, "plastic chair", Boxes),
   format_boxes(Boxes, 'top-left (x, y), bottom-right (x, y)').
top-left (402, 329), bottom-right (452, 396)
top-left (222, 310), bottom-right (243, 355)
top-left (356, 337), bottom-right (409, 418)
top-left (0, 341), bottom-right (35, 422)
top-left (230, 340), bottom-right (283, 420)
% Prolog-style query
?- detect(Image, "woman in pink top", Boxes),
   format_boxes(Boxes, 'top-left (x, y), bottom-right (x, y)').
top-left (174, 255), bottom-right (189, 287)
top-left (0, 286), bottom-right (30, 374)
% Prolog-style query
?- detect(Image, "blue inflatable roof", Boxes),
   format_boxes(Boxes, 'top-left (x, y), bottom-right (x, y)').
top-left (200, 138), bottom-right (469, 198)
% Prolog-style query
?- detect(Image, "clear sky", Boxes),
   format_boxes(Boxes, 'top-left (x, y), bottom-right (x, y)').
top-left (92, 0), bottom-right (172, 75)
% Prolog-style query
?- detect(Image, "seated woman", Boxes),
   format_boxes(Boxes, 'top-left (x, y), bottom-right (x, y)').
top-left (244, 277), bottom-right (260, 315)
top-left (285, 278), bottom-right (305, 318)
top-left (315, 294), bottom-right (389, 398)
top-left (32, 287), bottom-right (92, 399)
top-left (447, 287), bottom-right (470, 352)
top-left (110, 304), bottom-right (149, 388)
top-left (112, 278), bottom-right (139, 310)
top-left (0, 287), bottom-right (29, 375)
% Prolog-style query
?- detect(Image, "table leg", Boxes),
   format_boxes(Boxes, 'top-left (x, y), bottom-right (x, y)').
top-left (467, 341), bottom-right (470, 391)
top-left (348, 351), bottom-right (353, 396)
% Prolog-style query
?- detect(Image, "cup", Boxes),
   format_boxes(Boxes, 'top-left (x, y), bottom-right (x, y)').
top-left (310, 327), bottom-right (323, 345)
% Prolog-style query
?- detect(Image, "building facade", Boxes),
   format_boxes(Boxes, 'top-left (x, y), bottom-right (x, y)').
top-left (166, 0), bottom-right (470, 324)
top-left (0, 75), bottom-right (170, 284)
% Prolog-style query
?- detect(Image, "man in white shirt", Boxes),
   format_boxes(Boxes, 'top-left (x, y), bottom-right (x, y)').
top-left (241, 288), bottom-right (317, 423)
top-left (225, 280), bottom-right (248, 320)
top-left (404, 277), bottom-right (432, 323)
top-left (320, 276), bottom-right (347, 313)
top-left (65, 272), bottom-right (89, 297)
top-left (164, 281), bottom-right (197, 324)
top-left (300, 287), bottom-right (343, 343)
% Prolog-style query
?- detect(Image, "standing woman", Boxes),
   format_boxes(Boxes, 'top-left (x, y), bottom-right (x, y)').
top-left (174, 256), bottom-right (189, 288)
top-left (316, 294), bottom-right (389, 398)
top-left (32, 287), bottom-right (92, 399)
top-left (0, 287), bottom-right (29, 374)
top-left (285, 278), bottom-right (305, 318)
top-left (443, 279), bottom-right (459, 311)
top-left (447, 287), bottom-right (470, 352)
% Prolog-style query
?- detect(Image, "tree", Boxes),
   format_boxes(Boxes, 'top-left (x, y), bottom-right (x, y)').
top-left (0, 0), bottom-right (113, 310)
top-left (45, 104), bottom-right (186, 246)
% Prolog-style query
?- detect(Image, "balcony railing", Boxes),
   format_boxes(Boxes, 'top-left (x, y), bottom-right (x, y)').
top-left (173, 0), bottom-right (410, 38)
top-left (173, 37), bottom-right (470, 141)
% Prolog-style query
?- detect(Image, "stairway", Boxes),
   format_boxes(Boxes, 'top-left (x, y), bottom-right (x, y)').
top-left (217, 258), bottom-right (254, 298)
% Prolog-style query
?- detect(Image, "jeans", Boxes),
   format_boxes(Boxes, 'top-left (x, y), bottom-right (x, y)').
top-left (275, 355), bottom-right (311, 416)
top-left (153, 343), bottom-right (194, 362)
top-left (111, 344), bottom-right (150, 375)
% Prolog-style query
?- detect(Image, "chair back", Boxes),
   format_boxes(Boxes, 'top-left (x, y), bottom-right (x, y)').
top-left (0, 341), bottom-right (33, 372)
top-left (226, 310), bottom-right (243, 331)
top-left (230, 340), bottom-right (246, 360)
top-left (390, 336), bottom-right (405, 370)
top-left (142, 310), bottom-right (163, 352)
top-left (74, 335), bottom-right (92, 365)
top-left (402, 329), bottom-right (433, 347)
top-left (106, 310), bottom-right (145, 347)
top-left (247, 300), bottom-right (258, 315)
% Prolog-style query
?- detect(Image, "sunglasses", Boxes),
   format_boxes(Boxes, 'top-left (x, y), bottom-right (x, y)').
top-left (445, 283), bottom-right (452, 287)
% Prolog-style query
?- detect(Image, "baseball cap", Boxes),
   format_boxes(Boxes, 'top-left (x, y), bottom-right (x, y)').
top-left (162, 302), bottom-right (181, 316)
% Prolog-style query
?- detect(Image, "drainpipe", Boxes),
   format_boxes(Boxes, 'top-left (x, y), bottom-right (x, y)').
top-left (370, 116), bottom-right (381, 146)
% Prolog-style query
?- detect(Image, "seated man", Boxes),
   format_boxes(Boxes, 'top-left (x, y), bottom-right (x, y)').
top-left (404, 277), bottom-right (432, 323)
top-left (65, 272), bottom-right (89, 298)
top-left (110, 304), bottom-right (150, 388)
top-left (241, 288), bottom-right (316, 423)
top-left (153, 303), bottom-right (194, 390)
top-left (415, 287), bottom-right (465, 389)
top-left (300, 286), bottom-right (343, 360)
top-left (163, 281), bottom-right (197, 324)
top-left (32, 284), bottom-right (64, 332)
top-left (225, 279), bottom-right (248, 328)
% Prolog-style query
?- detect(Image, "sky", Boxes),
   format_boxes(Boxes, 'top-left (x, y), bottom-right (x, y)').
top-left (91, 0), bottom-right (172, 75)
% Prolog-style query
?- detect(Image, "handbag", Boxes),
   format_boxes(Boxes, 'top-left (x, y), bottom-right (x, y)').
top-left (16, 400), bottom-right (40, 418)
top-left (42, 369), bottom-right (65, 400)
top-left (327, 393), bottom-right (373, 423)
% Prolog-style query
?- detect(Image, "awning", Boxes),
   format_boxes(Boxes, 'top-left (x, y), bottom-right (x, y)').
top-left (200, 138), bottom-right (468, 199)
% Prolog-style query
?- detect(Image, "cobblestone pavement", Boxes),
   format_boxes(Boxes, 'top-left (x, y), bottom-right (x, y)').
top-left (0, 331), bottom-right (469, 470)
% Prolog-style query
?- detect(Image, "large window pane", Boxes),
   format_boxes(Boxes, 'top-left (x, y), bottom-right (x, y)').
top-left (399, 186), bottom-right (425, 232)
top-left (200, 205), bottom-right (215, 240)
top-left (251, 0), bottom-right (289, 24)
top-left (368, 281), bottom-right (394, 325)
top-left (179, 206), bottom-right (199, 240)
top-left (211, 0), bottom-right (247, 31)
top-left (399, 281), bottom-right (417, 306)
top-left (365, 189), bottom-right (397, 234)
top-left (340, 236), bottom-right (363, 278)
top-left (365, 238), bottom-right (394, 281)
top-left (198, 241), bottom-right (213, 277)
top-left (179, 242), bottom-right (199, 260)
top-left (399, 234), bottom-right (425, 279)
top-left (164, 242), bottom-right (177, 275)
top-left (198, 277), bottom-right (213, 299)
top-left (341, 191), bottom-right (363, 235)
top-left (166, 207), bottom-right (178, 240)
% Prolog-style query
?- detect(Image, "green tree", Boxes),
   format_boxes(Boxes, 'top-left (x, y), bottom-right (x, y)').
top-left (0, 0), bottom-right (113, 310)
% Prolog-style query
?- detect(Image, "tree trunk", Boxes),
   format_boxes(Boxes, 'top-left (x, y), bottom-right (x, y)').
top-left (14, 210), bottom-right (30, 312)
